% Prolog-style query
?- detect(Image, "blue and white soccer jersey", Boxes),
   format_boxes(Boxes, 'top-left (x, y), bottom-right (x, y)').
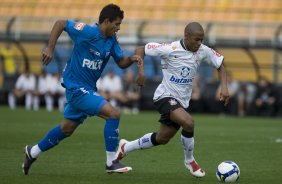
top-left (145, 40), bottom-right (224, 108)
top-left (62, 20), bottom-right (123, 123)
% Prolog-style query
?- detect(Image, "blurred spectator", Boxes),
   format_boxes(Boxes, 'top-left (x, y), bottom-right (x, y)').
top-left (0, 42), bottom-right (19, 91)
top-left (215, 71), bottom-right (240, 115)
top-left (252, 76), bottom-right (277, 116)
top-left (33, 71), bottom-right (58, 111)
top-left (237, 82), bottom-right (256, 116)
top-left (99, 70), bottom-right (126, 108)
top-left (33, 70), bottom-right (48, 111)
top-left (189, 74), bottom-right (204, 113)
top-left (122, 70), bottom-right (141, 114)
top-left (8, 70), bottom-right (36, 110)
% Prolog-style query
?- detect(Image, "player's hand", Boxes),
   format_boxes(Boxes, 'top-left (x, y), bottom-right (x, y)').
top-left (130, 55), bottom-right (143, 65)
top-left (42, 47), bottom-right (54, 65)
top-left (219, 87), bottom-right (230, 106)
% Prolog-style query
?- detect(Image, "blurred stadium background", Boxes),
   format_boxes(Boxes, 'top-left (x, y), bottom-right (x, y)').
top-left (1, 1), bottom-right (282, 184)
top-left (0, 0), bottom-right (282, 115)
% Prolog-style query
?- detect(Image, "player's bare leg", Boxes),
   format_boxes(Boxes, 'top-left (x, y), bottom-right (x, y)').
top-left (116, 123), bottom-right (177, 161)
top-left (170, 108), bottom-right (205, 177)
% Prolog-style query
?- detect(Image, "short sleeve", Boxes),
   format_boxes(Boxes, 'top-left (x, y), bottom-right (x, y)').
top-left (144, 42), bottom-right (171, 58)
top-left (202, 45), bottom-right (224, 69)
top-left (64, 20), bottom-right (92, 44)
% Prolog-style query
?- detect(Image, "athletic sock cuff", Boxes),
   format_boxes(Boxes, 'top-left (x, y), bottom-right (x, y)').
top-left (151, 132), bottom-right (160, 146)
top-left (181, 129), bottom-right (194, 138)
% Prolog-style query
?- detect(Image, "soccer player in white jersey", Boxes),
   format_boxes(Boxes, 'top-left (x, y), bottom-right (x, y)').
top-left (116, 22), bottom-right (229, 177)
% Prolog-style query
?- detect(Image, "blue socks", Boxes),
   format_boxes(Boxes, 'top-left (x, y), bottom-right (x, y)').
top-left (38, 125), bottom-right (67, 151)
top-left (37, 119), bottom-right (119, 153)
top-left (104, 118), bottom-right (119, 152)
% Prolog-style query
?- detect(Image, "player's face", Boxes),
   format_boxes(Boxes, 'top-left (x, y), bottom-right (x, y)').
top-left (184, 30), bottom-right (204, 52)
top-left (105, 17), bottom-right (122, 37)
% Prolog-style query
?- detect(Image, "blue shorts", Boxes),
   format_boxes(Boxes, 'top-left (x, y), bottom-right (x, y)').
top-left (63, 88), bottom-right (107, 124)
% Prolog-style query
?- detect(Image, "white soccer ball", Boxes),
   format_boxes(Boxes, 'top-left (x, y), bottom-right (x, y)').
top-left (216, 161), bottom-right (240, 182)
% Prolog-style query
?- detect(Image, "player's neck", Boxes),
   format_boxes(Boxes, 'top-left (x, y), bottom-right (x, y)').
top-left (181, 39), bottom-right (189, 51)
top-left (97, 24), bottom-right (107, 38)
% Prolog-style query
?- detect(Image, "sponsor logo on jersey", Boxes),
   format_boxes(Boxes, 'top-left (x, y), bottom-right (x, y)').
top-left (82, 58), bottom-right (102, 70)
top-left (170, 75), bottom-right (193, 84)
top-left (89, 48), bottom-right (100, 56)
top-left (210, 48), bottom-right (222, 57)
top-left (168, 99), bottom-right (177, 106)
top-left (147, 43), bottom-right (170, 49)
top-left (74, 22), bottom-right (86, 31)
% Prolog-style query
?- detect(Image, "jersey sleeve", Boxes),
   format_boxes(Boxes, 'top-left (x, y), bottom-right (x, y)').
top-left (144, 42), bottom-right (170, 58)
top-left (202, 45), bottom-right (224, 69)
top-left (110, 35), bottom-right (123, 63)
top-left (64, 20), bottom-right (92, 44)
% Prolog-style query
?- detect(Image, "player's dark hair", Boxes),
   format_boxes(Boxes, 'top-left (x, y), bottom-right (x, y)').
top-left (99, 4), bottom-right (124, 24)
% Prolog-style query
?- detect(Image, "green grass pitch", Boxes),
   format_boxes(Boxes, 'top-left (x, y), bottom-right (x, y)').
top-left (0, 106), bottom-right (282, 184)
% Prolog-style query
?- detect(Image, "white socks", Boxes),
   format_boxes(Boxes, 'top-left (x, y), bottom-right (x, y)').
top-left (181, 135), bottom-right (195, 164)
top-left (45, 95), bottom-right (54, 111)
top-left (25, 93), bottom-right (32, 110)
top-left (124, 133), bottom-right (154, 153)
top-left (106, 151), bottom-right (116, 166)
top-left (30, 144), bottom-right (42, 158)
top-left (8, 92), bottom-right (15, 109)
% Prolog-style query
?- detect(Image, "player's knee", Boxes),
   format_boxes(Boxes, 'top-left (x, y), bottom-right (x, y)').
top-left (61, 121), bottom-right (77, 136)
top-left (182, 118), bottom-right (194, 132)
top-left (61, 126), bottom-right (75, 136)
top-left (108, 108), bottom-right (121, 119)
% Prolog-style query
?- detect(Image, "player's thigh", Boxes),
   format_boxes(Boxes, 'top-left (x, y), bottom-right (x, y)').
top-left (156, 124), bottom-right (178, 144)
top-left (170, 108), bottom-right (194, 130)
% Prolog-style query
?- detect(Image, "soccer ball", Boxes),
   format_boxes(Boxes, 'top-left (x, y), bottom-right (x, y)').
top-left (216, 161), bottom-right (240, 182)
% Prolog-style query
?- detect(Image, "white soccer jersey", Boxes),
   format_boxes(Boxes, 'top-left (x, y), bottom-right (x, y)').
top-left (145, 40), bottom-right (224, 108)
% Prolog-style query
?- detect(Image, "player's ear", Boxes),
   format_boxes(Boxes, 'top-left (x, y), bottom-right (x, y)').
top-left (103, 18), bottom-right (110, 25)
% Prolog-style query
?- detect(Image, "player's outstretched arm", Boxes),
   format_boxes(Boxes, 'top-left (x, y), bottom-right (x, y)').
top-left (118, 54), bottom-right (145, 86)
top-left (118, 54), bottom-right (142, 68)
top-left (135, 46), bottom-right (145, 86)
top-left (217, 63), bottom-right (230, 106)
top-left (42, 20), bottom-right (66, 65)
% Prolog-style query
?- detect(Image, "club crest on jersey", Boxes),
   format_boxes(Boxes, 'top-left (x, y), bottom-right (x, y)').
top-left (181, 67), bottom-right (190, 77)
top-left (169, 99), bottom-right (177, 106)
top-left (74, 22), bottom-right (85, 31)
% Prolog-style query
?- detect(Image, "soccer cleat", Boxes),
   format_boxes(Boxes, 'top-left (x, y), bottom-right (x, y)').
top-left (185, 160), bottom-right (205, 177)
top-left (22, 145), bottom-right (36, 175)
top-left (115, 139), bottom-right (128, 161)
top-left (106, 160), bottom-right (132, 174)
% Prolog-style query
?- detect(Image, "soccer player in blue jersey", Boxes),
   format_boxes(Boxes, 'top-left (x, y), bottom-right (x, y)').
top-left (22, 4), bottom-right (144, 175)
